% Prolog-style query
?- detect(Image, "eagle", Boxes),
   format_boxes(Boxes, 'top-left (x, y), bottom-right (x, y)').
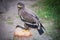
top-left (16, 2), bottom-right (45, 35)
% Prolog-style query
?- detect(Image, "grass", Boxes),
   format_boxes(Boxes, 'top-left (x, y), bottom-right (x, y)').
top-left (31, 0), bottom-right (60, 40)
top-left (7, 18), bottom-right (13, 24)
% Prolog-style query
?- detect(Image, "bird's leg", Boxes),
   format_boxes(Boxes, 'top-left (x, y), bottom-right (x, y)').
top-left (24, 23), bottom-right (30, 30)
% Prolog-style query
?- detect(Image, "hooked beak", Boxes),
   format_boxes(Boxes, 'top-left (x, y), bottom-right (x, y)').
top-left (17, 5), bottom-right (22, 8)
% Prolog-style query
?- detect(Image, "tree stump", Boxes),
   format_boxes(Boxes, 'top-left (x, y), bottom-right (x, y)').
top-left (13, 27), bottom-right (32, 40)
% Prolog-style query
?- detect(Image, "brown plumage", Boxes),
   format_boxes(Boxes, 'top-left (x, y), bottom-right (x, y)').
top-left (17, 2), bottom-right (45, 35)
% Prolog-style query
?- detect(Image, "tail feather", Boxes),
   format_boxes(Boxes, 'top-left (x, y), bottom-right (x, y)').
top-left (37, 27), bottom-right (44, 35)
top-left (40, 23), bottom-right (46, 30)
top-left (37, 23), bottom-right (45, 35)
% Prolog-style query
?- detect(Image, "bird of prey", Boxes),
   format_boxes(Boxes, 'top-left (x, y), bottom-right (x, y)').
top-left (17, 2), bottom-right (45, 35)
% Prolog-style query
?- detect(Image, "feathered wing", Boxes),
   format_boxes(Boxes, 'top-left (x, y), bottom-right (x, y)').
top-left (19, 9), bottom-right (45, 35)
top-left (34, 15), bottom-right (45, 35)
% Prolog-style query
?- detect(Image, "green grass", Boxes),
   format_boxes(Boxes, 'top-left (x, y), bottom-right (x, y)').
top-left (7, 18), bottom-right (13, 24)
top-left (31, 0), bottom-right (60, 40)
top-left (16, 16), bottom-right (20, 18)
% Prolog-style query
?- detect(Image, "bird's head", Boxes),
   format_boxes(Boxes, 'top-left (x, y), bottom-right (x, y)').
top-left (17, 2), bottom-right (25, 9)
